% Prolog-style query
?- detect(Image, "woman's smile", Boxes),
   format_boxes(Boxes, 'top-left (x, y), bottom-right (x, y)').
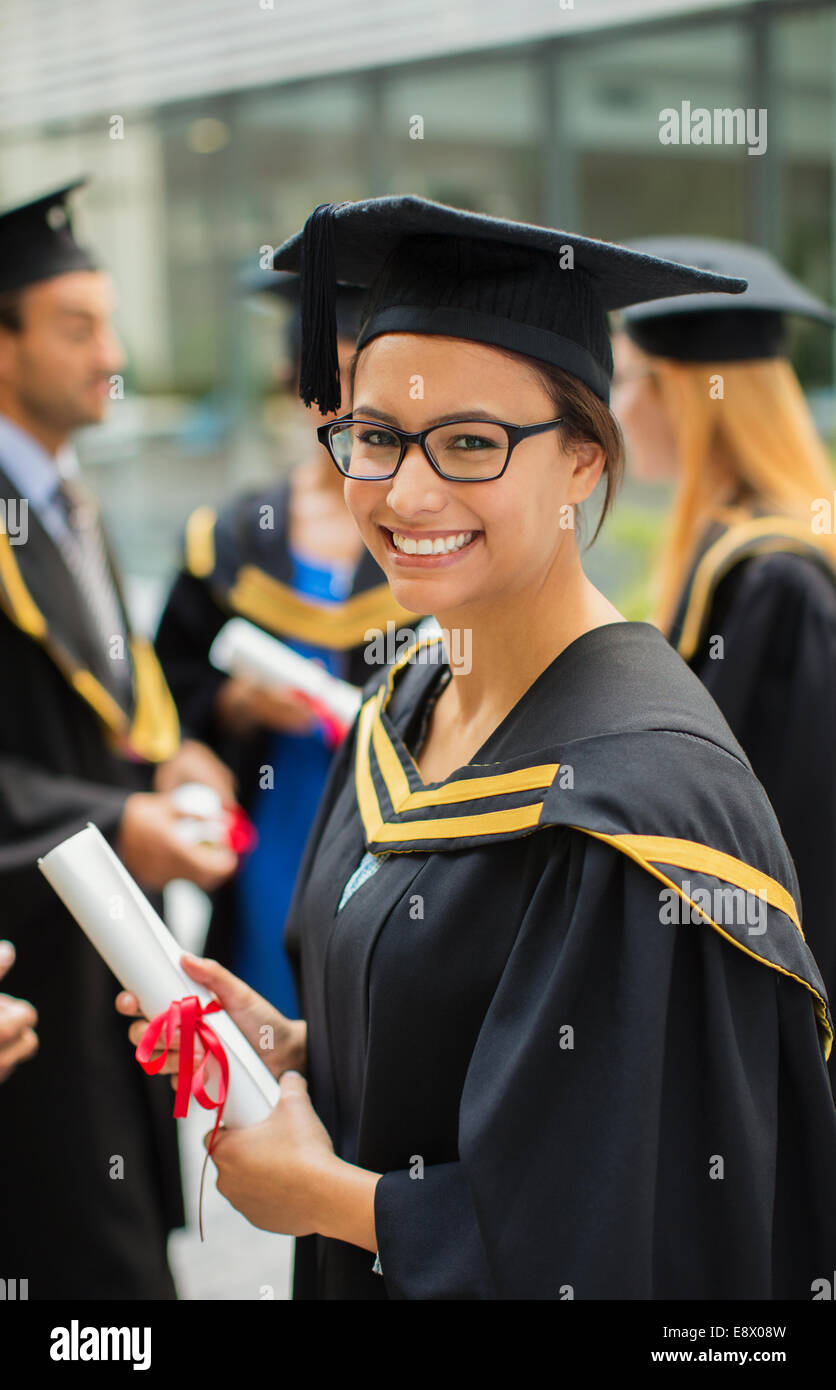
top-left (378, 524), bottom-right (483, 565)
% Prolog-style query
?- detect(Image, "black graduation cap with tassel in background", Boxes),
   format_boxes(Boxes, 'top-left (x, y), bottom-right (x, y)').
top-left (272, 195), bottom-right (749, 413)
top-left (621, 235), bottom-right (836, 362)
top-left (241, 266), bottom-right (367, 362)
top-left (0, 179), bottom-right (96, 294)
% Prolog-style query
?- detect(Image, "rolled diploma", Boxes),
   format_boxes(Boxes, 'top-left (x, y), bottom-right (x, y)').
top-left (38, 823), bottom-right (279, 1127)
top-left (209, 617), bottom-right (362, 728)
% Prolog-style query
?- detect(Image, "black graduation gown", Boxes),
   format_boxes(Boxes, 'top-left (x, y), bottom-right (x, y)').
top-left (284, 622), bottom-right (836, 1300)
top-left (154, 481), bottom-right (419, 966)
top-left (0, 461), bottom-right (184, 1299)
top-left (668, 513), bottom-right (836, 1092)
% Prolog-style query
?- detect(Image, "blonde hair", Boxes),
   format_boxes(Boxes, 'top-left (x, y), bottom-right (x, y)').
top-left (650, 356), bottom-right (836, 631)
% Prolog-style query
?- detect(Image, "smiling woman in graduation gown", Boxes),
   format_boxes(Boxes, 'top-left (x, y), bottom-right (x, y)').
top-left (123, 197), bottom-right (836, 1300)
top-left (614, 238), bottom-right (836, 1090)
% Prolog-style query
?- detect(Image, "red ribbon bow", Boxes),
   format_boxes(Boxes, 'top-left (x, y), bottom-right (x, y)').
top-left (135, 996), bottom-right (229, 1155)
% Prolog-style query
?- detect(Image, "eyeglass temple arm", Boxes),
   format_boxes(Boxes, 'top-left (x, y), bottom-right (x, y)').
top-left (516, 417), bottom-right (565, 441)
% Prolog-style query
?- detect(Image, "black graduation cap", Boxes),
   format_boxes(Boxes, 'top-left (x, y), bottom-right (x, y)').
top-left (0, 180), bottom-right (96, 294)
top-left (272, 196), bottom-right (748, 411)
top-left (621, 236), bottom-right (836, 362)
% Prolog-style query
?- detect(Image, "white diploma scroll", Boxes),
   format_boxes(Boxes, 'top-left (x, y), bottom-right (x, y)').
top-left (38, 824), bottom-right (280, 1127)
top-left (209, 617), bottom-right (363, 728)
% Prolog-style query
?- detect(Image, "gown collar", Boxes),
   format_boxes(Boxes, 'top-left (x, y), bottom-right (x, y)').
top-left (355, 624), bottom-right (648, 854)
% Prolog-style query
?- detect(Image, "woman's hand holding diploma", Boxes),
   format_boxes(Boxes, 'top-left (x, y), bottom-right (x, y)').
top-left (116, 952), bottom-right (380, 1252)
top-left (152, 738), bottom-right (239, 805)
top-left (205, 1072), bottom-right (381, 1248)
top-left (116, 951), bottom-right (306, 1081)
top-left (214, 676), bottom-right (317, 737)
top-left (116, 794), bottom-right (239, 894)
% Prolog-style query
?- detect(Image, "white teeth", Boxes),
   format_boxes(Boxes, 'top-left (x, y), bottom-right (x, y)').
top-left (391, 530), bottom-right (475, 555)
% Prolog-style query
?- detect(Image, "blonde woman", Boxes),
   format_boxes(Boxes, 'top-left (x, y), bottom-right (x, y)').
top-left (614, 237), bottom-right (836, 1089)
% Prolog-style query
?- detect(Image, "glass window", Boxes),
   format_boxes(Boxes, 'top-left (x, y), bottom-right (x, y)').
top-left (551, 21), bottom-right (749, 242)
top-left (774, 6), bottom-right (835, 390)
top-left (381, 59), bottom-right (540, 218)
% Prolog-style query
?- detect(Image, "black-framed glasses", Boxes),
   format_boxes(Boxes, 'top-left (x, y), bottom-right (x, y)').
top-left (316, 415), bottom-right (566, 482)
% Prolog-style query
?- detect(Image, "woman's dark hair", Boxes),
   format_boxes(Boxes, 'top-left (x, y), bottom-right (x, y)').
top-left (0, 290), bottom-right (23, 334)
top-left (505, 353), bottom-right (624, 545)
top-left (347, 340), bottom-right (624, 545)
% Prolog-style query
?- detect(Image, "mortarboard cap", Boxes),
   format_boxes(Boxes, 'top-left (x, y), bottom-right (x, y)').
top-left (272, 196), bottom-right (748, 411)
top-left (621, 236), bottom-right (835, 362)
top-left (0, 180), bottom-right (97, 295)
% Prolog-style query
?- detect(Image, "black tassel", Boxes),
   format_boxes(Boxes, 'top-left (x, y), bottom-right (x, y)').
top-left (298, 203), bottom-right (341, 414)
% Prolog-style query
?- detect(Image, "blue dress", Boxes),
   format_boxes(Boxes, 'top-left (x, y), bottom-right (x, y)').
top-left (233, 549), bottom-right (354, 1017)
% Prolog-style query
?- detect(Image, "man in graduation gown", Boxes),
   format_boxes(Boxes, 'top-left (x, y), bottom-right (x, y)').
top-left (0, 181), bottom-right (237, 1298)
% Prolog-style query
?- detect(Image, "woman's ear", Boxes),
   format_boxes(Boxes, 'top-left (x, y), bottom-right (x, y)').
top-left (567, 440), bottom-right (606, 504)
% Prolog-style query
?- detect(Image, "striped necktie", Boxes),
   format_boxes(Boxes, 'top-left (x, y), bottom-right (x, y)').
top-left (55, 475), bottom-right (133, 705)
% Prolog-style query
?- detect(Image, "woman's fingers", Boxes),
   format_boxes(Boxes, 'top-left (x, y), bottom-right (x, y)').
top-left (0, 997), bottom-right (37, 1046)
top-left (179, 953), bottom-right (286, 1058)
top-left (115, 991), bottom-right (143, 1016)
top-left (0, 940), bottom-right (15, 982)
top-left (180, 953), bottom-right (259, 1014)
top-left (117, 959), bottom-right (275, 1081)
top-left (173, 843), bottom-right (239, 895)
top-left (127, 1016), bottom-right (180, 1048)
top-left (117, 994), bottom-right (168, 1058)
top-left (126, 1019), bottom-right (148, 1048)
top-left (118, 959), bottom-right (265, 1022)
top-left (123, 1015), bottom-right (181, 1076)
top-left (0, 1025), bottom-right (38, 1070)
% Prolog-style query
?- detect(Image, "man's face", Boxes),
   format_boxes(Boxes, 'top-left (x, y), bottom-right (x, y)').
top-left (0, 270), bottom-right (125, 434)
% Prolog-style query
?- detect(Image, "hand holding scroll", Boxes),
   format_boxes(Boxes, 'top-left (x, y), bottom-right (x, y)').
top-left (116, 792), bottom-right (238, 893)
top-left (116, 951), bottom-right (307, 1084)
top-left (0, 943), bottom-right (38, 1083)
